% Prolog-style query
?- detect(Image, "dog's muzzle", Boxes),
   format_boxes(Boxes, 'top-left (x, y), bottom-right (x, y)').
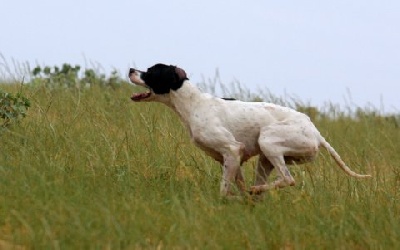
top-left (129, 68), bottom-right (145, 75)
top-left (129, 68), bottom-right (152, 101)
top-left (129, 68), bottom-right (147, 86)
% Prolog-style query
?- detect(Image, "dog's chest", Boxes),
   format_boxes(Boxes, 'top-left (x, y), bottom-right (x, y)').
top-left (192, 139), bottom-right (224, 163)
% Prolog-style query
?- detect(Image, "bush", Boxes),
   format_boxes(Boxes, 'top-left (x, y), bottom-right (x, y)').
top-left (0, 88), bottom-right (30, 127)
top-left (31, 63), bottom-right (128, 89)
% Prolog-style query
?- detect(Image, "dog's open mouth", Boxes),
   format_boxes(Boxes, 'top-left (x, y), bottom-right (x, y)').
top-left (131, 91), bottom-right (151, 101)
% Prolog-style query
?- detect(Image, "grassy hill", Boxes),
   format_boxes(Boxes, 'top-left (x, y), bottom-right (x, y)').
top-left (1, 67), bottom-right (399, 249)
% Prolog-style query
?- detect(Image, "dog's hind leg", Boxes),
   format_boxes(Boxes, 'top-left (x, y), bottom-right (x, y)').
top-left (249, 155), bottom-right (275, 195)
top-left (250, 155), bottom-right (295, 194)
top-left (254, 154), bottom-right (274, 186)
top-left (251, 126), bottom-right (303, 194)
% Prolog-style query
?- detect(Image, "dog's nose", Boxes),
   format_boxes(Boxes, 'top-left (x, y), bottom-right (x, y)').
top-left (129, 68), bottom-right (135, 75)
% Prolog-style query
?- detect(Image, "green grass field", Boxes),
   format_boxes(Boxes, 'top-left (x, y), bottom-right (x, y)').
top-left (1, 78), bottom-right (400, 249)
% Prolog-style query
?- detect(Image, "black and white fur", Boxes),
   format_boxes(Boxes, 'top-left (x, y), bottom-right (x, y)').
top-left (129, 63), bottom-right (371, 196)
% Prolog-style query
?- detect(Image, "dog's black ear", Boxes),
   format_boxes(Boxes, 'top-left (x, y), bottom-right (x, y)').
top-left (175, 67), bottom-right (187, 82)
top-left (170, 67), bottom-right (188, 91)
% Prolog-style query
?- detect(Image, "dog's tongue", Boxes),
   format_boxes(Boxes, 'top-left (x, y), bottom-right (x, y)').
top-left (131, 92), bottom-right (151, 101)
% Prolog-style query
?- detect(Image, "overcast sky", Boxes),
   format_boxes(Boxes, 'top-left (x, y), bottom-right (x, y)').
top-left (1, 0), bottom-right (399, 113)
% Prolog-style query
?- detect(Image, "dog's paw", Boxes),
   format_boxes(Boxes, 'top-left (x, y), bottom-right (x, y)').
top-left (249, 186), bottom-right (264, 196)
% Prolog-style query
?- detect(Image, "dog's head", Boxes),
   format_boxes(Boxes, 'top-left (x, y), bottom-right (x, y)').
top-left (129, 63), bottom-right (188, 102)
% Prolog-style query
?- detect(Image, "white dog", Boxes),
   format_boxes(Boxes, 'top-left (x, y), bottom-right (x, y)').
top-left (129, 64), bottom-right (371, 196)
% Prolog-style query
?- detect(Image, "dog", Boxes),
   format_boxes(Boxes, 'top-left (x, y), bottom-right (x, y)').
top-left (128, 63), bottom-right (371, 196)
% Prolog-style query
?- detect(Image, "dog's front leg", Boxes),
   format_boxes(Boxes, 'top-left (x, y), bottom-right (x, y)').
top-left (235, 167), bottom-right (246, 194)
top-left (220, 150), bottom-right (243, 196)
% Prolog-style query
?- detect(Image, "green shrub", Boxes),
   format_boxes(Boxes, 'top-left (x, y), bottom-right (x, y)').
top-left (0, 88), bottom-right (30, 127)
top-left (31, 63), bottom-right (128, 89)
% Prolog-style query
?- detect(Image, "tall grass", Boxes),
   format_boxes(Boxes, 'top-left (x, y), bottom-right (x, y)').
top-left (0, 68), bottom-right (399, 249)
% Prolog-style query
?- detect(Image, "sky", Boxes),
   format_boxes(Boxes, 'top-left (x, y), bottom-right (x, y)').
top-left (1, 0), bottom-right (399, 113)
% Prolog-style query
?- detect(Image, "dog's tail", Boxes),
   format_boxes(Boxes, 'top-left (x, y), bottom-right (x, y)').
top-left (320, 137), bottom-right (371, 178)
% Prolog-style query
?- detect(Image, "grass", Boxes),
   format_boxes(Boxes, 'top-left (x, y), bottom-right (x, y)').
top-left (0, 79), bottom-right (400, 249)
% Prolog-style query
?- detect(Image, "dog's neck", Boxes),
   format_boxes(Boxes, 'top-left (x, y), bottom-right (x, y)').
top-left (167, 81), bottom-right (207, 125)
